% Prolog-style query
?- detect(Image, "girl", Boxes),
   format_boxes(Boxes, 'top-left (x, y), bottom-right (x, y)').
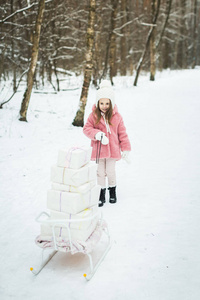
top-left (83, 80), bottom-right (131, 207)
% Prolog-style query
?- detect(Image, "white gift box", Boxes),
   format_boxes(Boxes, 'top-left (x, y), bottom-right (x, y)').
top-left (57, 147), bottom-right (92, 169)
top-left (51, 180), bottom-right (96, 194)
top-left (40, 216), bottom-right (98, 242)
top-left (49, 205), bottom-right (98, 230)
top-left (51, 163), bottom-right (97, 187)
top-left (47, 185), bottom-right (101, 214)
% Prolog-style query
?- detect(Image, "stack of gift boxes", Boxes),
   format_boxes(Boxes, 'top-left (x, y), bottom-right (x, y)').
top-left (40, 147), bottom-right (101, 242)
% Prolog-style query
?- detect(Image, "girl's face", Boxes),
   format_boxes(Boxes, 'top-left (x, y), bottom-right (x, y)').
top-left (98, 98), bottom-right (110, 113)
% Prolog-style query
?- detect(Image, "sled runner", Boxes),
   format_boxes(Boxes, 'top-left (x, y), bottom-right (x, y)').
top-left (30, 211), bottom-right (112, 281)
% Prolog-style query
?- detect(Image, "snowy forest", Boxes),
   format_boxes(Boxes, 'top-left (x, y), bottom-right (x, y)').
top-left (0, 0), bottom-right (200, 124)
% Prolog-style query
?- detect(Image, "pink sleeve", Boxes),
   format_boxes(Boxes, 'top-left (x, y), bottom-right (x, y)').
top-left (118, 117), bottom-right (131, 151)
top-left (83, 113), bottom-right (101, 141)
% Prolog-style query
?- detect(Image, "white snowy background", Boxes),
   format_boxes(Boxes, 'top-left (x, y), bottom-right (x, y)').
top-left (0, 69), bottom-right (200, 299)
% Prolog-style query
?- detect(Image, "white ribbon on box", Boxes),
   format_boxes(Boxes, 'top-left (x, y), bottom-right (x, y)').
top-left (49, 205), bottom-right (98, 230)
top-left (51, 163), bottom-right (97, 187)
top-left (57, 147), bottom-right (92, 169)
top-left (47, 185), bottom-right (101, 214)
top-left (51, 180), bottom-right (96, 194)
top-left (40, 217), bottom-right (98, 242)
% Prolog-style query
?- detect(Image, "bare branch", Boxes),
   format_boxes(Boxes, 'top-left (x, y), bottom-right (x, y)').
top-left (0, 3), bottom-right (38, 23)
top-left (0, 0), bottom-right (53, 24)
top-left (0, 69), bottom-right (28, 109)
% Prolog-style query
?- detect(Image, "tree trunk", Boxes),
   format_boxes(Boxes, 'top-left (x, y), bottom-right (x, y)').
top-left (158, 0), bottom-right (172, 70)
top-left (177, 0), bottom-right (186, 68)
top-left (11, 0), bottom-right (17, 92)
top-left (163, 39), bottom-right (170, 69)
top-left (192, 0), bottom-right (198, 68)
top-left (120, 0), bottom-right (127, 76)
top-left (93, 2), bottom-right (103, 86)
top-left (19, 0), bottom-right (45, 121)
top-left (53, 61), bottom-right (60, 91)
top-left (72, 0), bottom-right (96, 127)
top-left (150, 0), bottom-right (156, 81)
top-left (0, 44), bottom-right (7, 82)
top-left (101, 0), bottom-right (118, 82)
top-left (150, 30), bottom-right (156, 80)
top-left (133, 0), bottom-right (160, 86)
top-left (109, 0), bottom-right (119, 84)
top-left (126, 0), bottom-right (133, 75)
top-left (156, 0), bottom-right (172, 50)
top-left (101, 37), bottom-right (111, 79)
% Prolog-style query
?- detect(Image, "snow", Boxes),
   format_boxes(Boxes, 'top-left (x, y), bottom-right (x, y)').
top-left (1, 69), bottom-right (200, 299)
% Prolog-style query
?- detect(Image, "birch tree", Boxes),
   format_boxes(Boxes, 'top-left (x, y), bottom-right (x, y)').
top-left (72, 0), bottom-right (96, 127)
top-left (19, 0), bottom-right (46, 121)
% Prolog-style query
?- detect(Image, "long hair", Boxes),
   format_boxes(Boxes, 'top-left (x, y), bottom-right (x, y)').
top-left (93, 100), bottom-right (113, 125)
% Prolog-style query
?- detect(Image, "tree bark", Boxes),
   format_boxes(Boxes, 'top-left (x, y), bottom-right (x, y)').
top-left (93, 2), bottom-right (103, 86)
top-left (0, 44), bottom-right (7, 82)
top-left (19, 0), bottom-right (45, 121)
top-left (156, 0), bottom-right (172, 50)
top-left (101, 0), bottom-right (118, 82)
top-left (72, 0), bottom-right (96, 127)
top-left (150, 0), bottom-right (156, 81)
top-left (133, 0), bottom-right (160, 86)
top-left (177, 0), bottom-right (187, 68)
top-left (109, 0), bottom-right (119, 84)
top-left (11, 0), bottom-right (17, 92)
top-left (120, 0), bottom-right (127, 76)
top-left (192, 0), bottom-right (198, 68)
top-left (150, 29), bottom-right (156, 80)
top-left (157, 0), bottom-right (172, 69)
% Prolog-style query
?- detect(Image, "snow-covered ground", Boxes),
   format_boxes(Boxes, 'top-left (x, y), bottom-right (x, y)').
top-left (0, 69), bottom-right (200, 300)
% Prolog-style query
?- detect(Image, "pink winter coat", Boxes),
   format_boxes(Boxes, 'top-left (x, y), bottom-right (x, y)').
top-left (83, 105), bottom-right (131, 160)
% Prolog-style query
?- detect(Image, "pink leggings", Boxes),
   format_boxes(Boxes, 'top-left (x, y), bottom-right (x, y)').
top-left (97, 158), bottom-right (117, 188)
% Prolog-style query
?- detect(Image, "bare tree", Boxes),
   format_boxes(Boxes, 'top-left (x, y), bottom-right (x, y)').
top-left (120, 0), bottom-right (127, 76)
top-left (19, 0), bottom-right (46, 121)
top-left (101, 0), bottom-right (119, 82)
top-left (156, 0), bottom-right (172, 50)
top-left (109, 0), bottom-right (119, 84)
top-left (192, 0), bottom-right (198, 68)
top-left (93, 1), bottom-right (104, 86)
top-left (72, 0), bottom-right (96, 127)
top-left (0, 69), bottom-right (28, 109)
top-left (150, 0), bottom-right (156, 81)
top-left (133, 0), bottom-right (161, 86)
top-left (178, 0), bottom-right (187, 68)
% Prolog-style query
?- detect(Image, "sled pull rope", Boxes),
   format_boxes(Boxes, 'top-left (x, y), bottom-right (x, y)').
top-left (96, 134), bottom-right (103, 164)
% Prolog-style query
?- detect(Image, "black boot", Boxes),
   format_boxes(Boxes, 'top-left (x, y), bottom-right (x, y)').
top-left (108, 186), bottom-right (117, 203)
top-left (99, 188), bottom-right (106, 207)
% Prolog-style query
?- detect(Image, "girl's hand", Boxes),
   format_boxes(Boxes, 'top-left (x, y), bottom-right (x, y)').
top-left (95, 132), bottom-right (109, 145)
top-left (121, 151), bottom-right (131, 164)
